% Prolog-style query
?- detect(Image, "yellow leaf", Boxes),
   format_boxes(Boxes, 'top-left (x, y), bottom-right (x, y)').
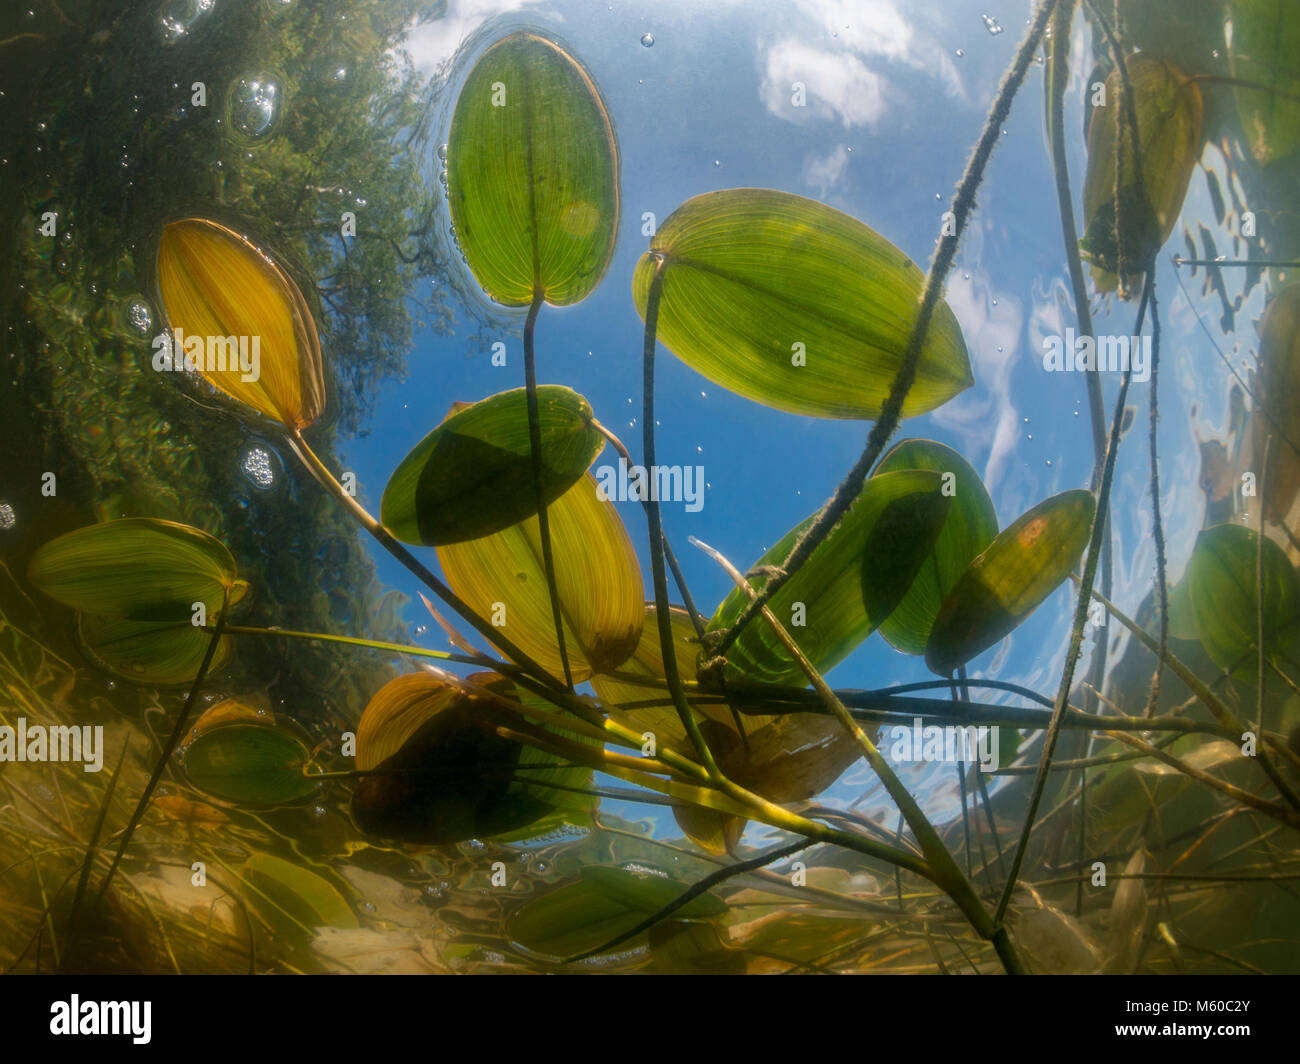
top-left (156, 218), bottom-right (326, 429)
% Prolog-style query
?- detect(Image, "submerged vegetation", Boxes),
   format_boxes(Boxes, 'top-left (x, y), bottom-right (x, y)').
top-left (3, 0), bottom-right (1300, 974)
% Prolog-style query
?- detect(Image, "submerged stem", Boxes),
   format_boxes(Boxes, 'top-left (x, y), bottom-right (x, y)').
top-left (522, 291), bottom-right (574, 689)
top-left (285, 428), bottom-right (563, 693)
top-left (708, 0), bottom-right (1061, 666)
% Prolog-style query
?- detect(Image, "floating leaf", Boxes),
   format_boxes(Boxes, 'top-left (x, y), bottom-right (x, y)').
top-left (241, 853), bottom-right (358, 940)
top-left (182, 722), bottom-right (320, 806)
top-left (438, 472), bottom-right (643, 681)
top-left (1185, 523), bottom-right (1299, 675)
top-left (632, 188), bottom-right (972, 419)
top-left (447, 31), bottom-right (619, 306)
top-left (926, 490), bottom-right (1095, 675)
top-left (1227, 0), bottom-right (1300, 165)
top-left (156, 218), bottom-right (326, 429)
top-left (1165, 571), bottom-right (1200, 641)
top-left (1253, 285), bottom-right (1300, 524)
top-left (508, 864), bottom-right (725, 959)
top-left (28, 518), bottom-right (246, 619)
top-left (706, 470), bottom-right (949, 686)
top-left (78, 614), bottom-right (232, 687)
top-left (352, 671), bottom-right (592, 845)
top-left (1080, 56), bottom-right (1203, 293)
top-left (381, 386), bottom-right (604, 545)
top-left (874, 439), bottom-right (998, 655)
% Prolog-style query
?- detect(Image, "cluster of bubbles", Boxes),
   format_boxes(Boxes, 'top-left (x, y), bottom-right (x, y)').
top-left (240, 445), bottom-right (278, 490)
top-left (228, 78), bottom-right (281, 139)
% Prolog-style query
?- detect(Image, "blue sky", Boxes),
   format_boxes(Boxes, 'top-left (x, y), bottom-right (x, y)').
top-left (320, 0), bottom-right (1262, 826)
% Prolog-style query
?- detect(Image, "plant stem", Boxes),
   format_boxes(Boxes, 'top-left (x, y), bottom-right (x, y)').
top-left (690, 534), bottom-right (1024, 974)
top-left (93, 589), bottom-right (229, 908)
top-left (707, 0), bottom-right (1061, 666)
top-left (640, 256), bottom-right (723, 778)
top-left (562, 837), bottom-right (813, 963)
top-left (522, 291), bottom-right (574, 689)
top-left (996, 285), bottom-right (1144, 925)
top-left (592, 416), bottom-right (708, 636)
top-left (285, 427), bottom-right (563, 693)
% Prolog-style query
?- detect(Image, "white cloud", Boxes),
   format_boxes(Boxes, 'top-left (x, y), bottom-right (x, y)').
top-left (802, 144), bottom-right (850, 195)
top-left (400, 0), bottom-right (545, 77)
top-left (759, 0), bottom-right (964, 128)
top-left (763, 41), bottom-right (886, 129)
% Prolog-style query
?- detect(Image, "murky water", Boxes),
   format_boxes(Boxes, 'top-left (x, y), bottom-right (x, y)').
top-left (1, 0), bottom-right (1298, 974)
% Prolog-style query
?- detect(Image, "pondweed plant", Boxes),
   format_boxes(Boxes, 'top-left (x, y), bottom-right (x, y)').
top-left (12, 0), bottom-right (1300, 974)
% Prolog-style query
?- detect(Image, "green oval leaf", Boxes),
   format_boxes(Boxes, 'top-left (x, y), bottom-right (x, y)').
top-left (926, 489), bottom-right (1096, 675)
top-left (1186, 523), bottom-right (1300, 675)
top-left (78, 614), bottom-right (232, 687)
top-left (633, 188), bottom-right (972, 419)
top-left (381, 386), bottom-right (604, 545)
top-left (241, 853), bottom-right (358, 940)
top-left (437, 472), bottom-right (644, 681)
top-left (28, 518), bottom-right (245, 619)
top-left (508, 864), bottom-right (725, 959)
top-left (874, 439), bottom-right (999, 655)
top-left (1254, 285), bottom-right (1300, 524)
top-left (182, 722), bottom-right (321, 806)
top-left (448, 31), bottom-right (619, 306)
top-left (705, 469), bottom-right (950, 686)
top-left (1081, 55), bottom-right (1203, 293)
top-left (1227, 0), bottom-right (1300, 166)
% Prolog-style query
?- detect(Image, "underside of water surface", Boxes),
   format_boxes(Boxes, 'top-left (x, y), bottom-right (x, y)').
top-left (1, 0), bottom-right (1298, 976)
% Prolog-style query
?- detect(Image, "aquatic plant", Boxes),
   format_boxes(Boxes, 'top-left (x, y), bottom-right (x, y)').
top-left (10, 0), bottom-right (1300, 975)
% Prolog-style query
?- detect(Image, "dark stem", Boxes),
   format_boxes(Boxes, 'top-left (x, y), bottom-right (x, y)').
top-left (641, 258), bottom-right (722, 776)
top-left (93, 590), bottom-right (230, 908)
top-left (707, 0), bottom-right (1061, 665)
top-left (522, 291), bottom-right (574, 689)
top-left (995, 282), bottom-right (1150, 924)
top-left (562, 837), bottom-right (813, 963)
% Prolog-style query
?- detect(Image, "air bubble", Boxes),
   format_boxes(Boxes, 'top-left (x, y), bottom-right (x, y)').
top-left (981, 14), bottom-right (1004, 35)
top-left (125, 299), bottom-right (154, 336)
top-left (640, 32), bottom-right (654, 47)
top-left (228, 77), bottom-right (281, 138)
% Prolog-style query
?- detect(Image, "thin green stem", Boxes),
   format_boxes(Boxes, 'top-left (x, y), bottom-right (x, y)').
top-left (285, 428), bottom-right (564, 692)
top-left (93, 589), bottom-right (230, 908)
top-left (707, 0), bottom-right (1060, 665)
top-left (689, 534), bottom-right (1023, 974)
top-left (996, 284), bottom-right (1146, 925)
top-left (522, 291), bottom-right (574, 689)
top-left (640, 257), bottom-right (722, 778)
